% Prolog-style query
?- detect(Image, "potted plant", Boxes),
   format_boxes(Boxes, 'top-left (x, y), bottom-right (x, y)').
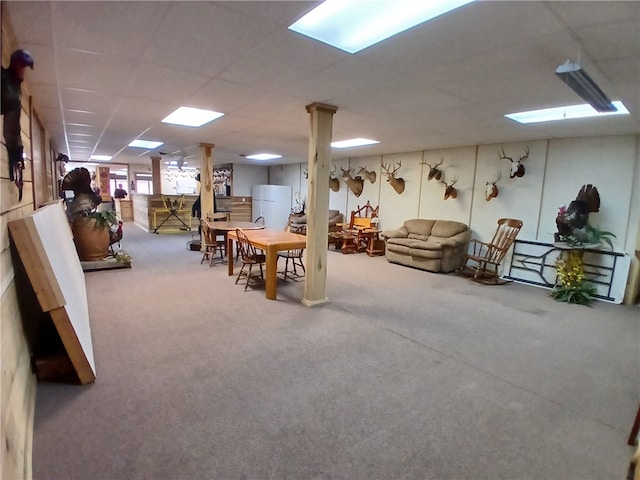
top-left (71, 209), bottom-right (118, 261)
top-left (61, 166), bottom-right (122, 261)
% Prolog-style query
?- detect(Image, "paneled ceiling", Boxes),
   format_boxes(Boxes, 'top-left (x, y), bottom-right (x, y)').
top-left (4, 1), bottom-right (639, 167)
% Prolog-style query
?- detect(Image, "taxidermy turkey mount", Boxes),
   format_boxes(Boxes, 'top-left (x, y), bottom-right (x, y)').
top-left (554, 184), bottom-right (616, 249)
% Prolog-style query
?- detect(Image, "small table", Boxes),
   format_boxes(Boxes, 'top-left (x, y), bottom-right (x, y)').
top-left (363, 229), bottom-right (384, 256)
top-left (227, 229), bottom-right (306, 300)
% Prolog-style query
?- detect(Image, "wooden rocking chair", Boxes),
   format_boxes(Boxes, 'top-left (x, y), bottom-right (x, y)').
top-left (459, 218), bottom-right (523, 285)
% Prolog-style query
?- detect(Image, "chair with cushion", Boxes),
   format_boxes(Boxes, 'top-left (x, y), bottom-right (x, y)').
top-left (458, 218), bottom-right (523, 284)
top-left (200, 219), bottom-right (224, 267)
top-left (234, 228), bottom-right (266, 291)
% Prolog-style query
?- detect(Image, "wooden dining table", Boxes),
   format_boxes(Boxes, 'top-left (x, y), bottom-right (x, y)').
top-left (204, 220), bottom-right (265, 257)
top-left (227, 229), bottom-right (307, 300)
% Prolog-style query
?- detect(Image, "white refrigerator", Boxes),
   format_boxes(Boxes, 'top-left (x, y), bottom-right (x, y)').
top-left (251, 185), bottom-right (292, 230)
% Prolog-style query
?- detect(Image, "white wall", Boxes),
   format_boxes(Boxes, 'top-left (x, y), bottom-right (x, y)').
top-left (271, 134), bottom-right (640, 257)
top-left (232, 164), bottom-right (268, 196)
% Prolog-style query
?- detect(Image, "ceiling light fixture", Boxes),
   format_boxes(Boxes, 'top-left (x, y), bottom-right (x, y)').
top-left (162, 106), bottom-right (224, 127)
top-left (289, 0), bottom-right (475, 54)
top-left (505, 101), bottom-right (629, 124)
top-left (331, 138), bottom-right (380, 148)
top-left (129, 139), bottom-right (163, 149)
top-left (555, 61), bottom-right (617, 113)
top-left (245, 153), bottom-right (282, 161)
top-left (90, 154), bottom-right (112, 161)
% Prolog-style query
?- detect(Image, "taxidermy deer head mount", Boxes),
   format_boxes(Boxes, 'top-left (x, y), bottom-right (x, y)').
top-left (341, 166), bottom-right (364, 197)
top-left (304, 166), bottom-right (341, 192)
top-left (381, 161), bottom-right (405, 194)
top-left (420, 157), bottom-right (444, 181)
top-left (499, 146), bottom-right (529, 178)
top-left (440, 173), bottom-right (458, 200)
top-left (485, 171), bottom-right (501, 202)
top-left (329, 165), bottom-right (340, 192)
top-left (357, 166), bottom-right (376, 184)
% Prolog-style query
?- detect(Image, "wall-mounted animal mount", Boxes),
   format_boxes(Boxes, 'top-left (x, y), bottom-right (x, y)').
top-left (329, 165), bottom-right (340, 192)
top-left (440, 173), bottom-right (458, 200)
top-left (499, 146), bottom-right (529, 178)
top-left (357, 166), bottom-right (376, 184)
top-left (381, 161), bottom-right (405, 194)
top-left (485, 171), bottom-right (501, 202)
top-left (420, 157), bottom-right (444, 181)
top-left (305, 165), bottom-right (341, 192)
top-left (341, 167), bottom-right (364, 197)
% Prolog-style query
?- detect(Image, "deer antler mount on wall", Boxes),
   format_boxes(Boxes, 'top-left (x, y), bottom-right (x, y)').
top-left (341, 167), bottom-right (364, 197)
top-left (381, 161), bottom-right (405, 194)
top-left (499, 146), bottom-right (529, 178)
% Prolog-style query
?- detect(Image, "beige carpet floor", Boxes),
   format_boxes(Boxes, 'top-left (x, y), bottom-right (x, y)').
top-left (32, 223), bottom-right (639, 479)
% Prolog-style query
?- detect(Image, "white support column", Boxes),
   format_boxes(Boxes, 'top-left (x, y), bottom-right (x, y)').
top-left (302, 102), bottom-right (338, 307)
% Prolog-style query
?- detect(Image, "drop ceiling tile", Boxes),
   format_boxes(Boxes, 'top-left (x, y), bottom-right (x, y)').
top-left (57, 49), bottom-right (137, 96)
top-left (52, 1), bottom-right (170, 59)
top-left (123, 62), bottom-right (210, 103)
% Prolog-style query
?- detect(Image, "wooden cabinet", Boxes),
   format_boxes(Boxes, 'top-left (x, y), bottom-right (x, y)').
top-left (116, 199), bottom-right (133, 221)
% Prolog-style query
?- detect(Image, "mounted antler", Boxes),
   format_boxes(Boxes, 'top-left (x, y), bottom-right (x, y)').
top-left (329, 164), bottom-right (340, 192)
top-left (341, 166), bottom-right (364, 197)
top-left (381, 161), bottom-right (405, 194)
top-left (440, 174), bottom-right (458, 200)
top-left (499, 146), bottom-right (528, 178)
top-left (357, 166), bottom-right (376, 184)
top-left (485, 170), bottom-right (501, 202)
top-left (420, 157), bottom-right (444, 181)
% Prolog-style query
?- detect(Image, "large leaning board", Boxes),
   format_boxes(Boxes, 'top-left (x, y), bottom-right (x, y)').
top-left (8, 202), bottom-right (96, 384)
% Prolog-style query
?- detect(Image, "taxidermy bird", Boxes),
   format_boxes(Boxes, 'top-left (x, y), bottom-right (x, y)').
top-left (1, 49), bottom-right (34, 200)
top-left (61, 167), bottom-right (102, 216)
top-left (109, 220), bottom-right (124, 254)
top-left (555, 184), bottom-right (601, 242)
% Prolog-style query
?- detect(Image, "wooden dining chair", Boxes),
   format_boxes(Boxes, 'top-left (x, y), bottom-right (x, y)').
top-left (234, 228), bottom-right (266, 290)
top-left (278, 248), bottom-right (305, 280)
top-left (200, 219), bottom-right (224, 267)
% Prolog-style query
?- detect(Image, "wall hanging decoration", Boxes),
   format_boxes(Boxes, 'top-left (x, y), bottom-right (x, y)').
top-left (357, 166), bottom-right (377, 184)
top-left (485, 171), bottom-right (501, 201)
top-left (341, 166), bottom-right (364, 197)
top-left (329, 165), bottom-right (341, 192)
top-left (440, 171), bottom-right (458, 200)
top-left (1, 49), bottom-right (34, 201)
top-left (499, 146), bottom-right (529, 178)
top-left (420, 157), bottom-right (444, 181)
top-left (381, 161), bottom-right (405, 194)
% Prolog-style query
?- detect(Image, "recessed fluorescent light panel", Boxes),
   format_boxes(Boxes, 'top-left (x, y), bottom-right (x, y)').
top-left (162, 107), bottom-right (224, 127)
top-left (289, 0), bottom-right (475, 54)
top-left (331, 138), bottom-right (380, 149)
top-left (246, 154), bottom-right (282, 161)
top-left (505, 101), bottom-right (629, 124)
top-left (128, 139), bottom-right (163, 149)
top-left (90, 155), bottom-right (113, 161)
